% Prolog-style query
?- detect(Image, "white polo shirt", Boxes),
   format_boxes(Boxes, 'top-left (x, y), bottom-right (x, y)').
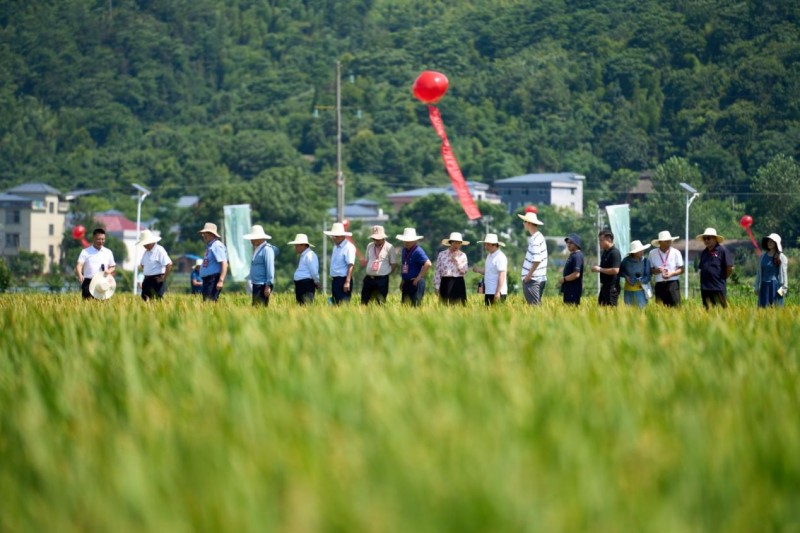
top-left (140, 244), bottom-right (173, 276)
top-left (648, 246), bottom-right (684, 283)
top-left (485, 249), bottom-right (508, 295)
top-left (78, 246), bottom-right (116, 279)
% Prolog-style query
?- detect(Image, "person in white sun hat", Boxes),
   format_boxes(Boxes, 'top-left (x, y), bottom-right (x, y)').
top-left (473, 233), bottom-right (507, 306)
top-left (620, 240), bottom-right (651, 308)
top-left (361, 225), bottom-right (397, 305)
top-left (696, 227), bottom-right (734, 309)
top-left (396, 227), bottom-right (431, 306)
top-left (198, 222), bottom-right (228, 302)
top-left (244, 225), bottom-right (275, 307)
top-left (755, 233), bottom-right (788, 308)
top-left (191, 259), bottom-right (203, 295)
top-left (518, 211), bottom-right (548, 305)
top-left (324, 222), bottom-right (356, 305)
top-left (648, 229), bottom-right (683, 307)
top-left (288, 233), bottom-right (320, 305)
top-left (136, 229), bottom-right (173, 301)
top-left (434, 231), bottom-right (470, 305)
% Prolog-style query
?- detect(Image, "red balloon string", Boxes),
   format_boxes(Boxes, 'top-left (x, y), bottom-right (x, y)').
top-left (744, 227), bottom-right (761, 255)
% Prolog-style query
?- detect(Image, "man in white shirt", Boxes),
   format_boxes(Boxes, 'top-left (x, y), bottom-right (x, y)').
top-left (361, 225), bottom-right (398, 305)
top-left (474, 233), bottom-right (507, 305)
top-left (324, 222), bottom-right (356, 305)
top-left (76, 228), bottom-right (116, 300)
top-left (519, 211), bottom-right (548, 305)
top-left (648, 230), bottom-right (684, 307)
top-left (137, 229), bottom-right (173, 301)
top-left (288, 233), bottom-right (320, 305)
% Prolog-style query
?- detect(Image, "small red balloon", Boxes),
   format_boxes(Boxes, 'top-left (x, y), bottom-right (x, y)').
top-left (524, 205), bottom-right (538, 214)
top-left (72, 225), bottom-right (86, 240)
top-left (342, 219), bottom-right (350, 231)
top-left (739, 215), bottom-right (753, 229)
top-left (412, 71), bottom-right (449, 104)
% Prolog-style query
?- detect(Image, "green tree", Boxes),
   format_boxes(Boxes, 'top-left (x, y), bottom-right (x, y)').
top-left (750, 154), bottom-right (800, 246)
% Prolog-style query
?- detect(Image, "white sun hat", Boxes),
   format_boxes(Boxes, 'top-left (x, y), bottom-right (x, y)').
top-left (198, 222), bottom-right (221, 238)
top-left (651, 230), bottom-right (680, 247)
top-left (323, 222), bottom-right (352, 237)
top-left (518, 212), bottom-right (544, 225)
top-left (243, 225), bottom-right (272, 240)
top-left (369, 225), bottom-right (388, 240)
top-left (441, 232), bottom-right (470, 245)
top-left (396, 227), bottom-right (424, 242)
top-left (477, 233), bottom-right (505, 247)
top-left (89, 274), bottom-right (117, 300)
top-left (287, 233), bottom-right (315, 247)
top-left (628, 240), bottom-right (651, 255)
top-left (764, 233), bottom-right (782, 253)
top-left (696, 227), bottom-right (725, 243)
top-left (135, 229), bottom-right (161, 246)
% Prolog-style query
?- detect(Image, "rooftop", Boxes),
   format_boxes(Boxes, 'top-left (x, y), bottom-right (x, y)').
top-left (6, 183), bottom-right (61, 195)
top-left (494, 173), bottom-right (586, 185)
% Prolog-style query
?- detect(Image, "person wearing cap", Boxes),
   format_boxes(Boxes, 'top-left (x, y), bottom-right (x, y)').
top-left (434, 232), bottom-right (470, 305)
top-left (558, 233), bottom-right (584, 306)
top-left (755, 233), bottom-right (788, 308)
top-left (198, 222), bottom-right (228, 302)
top-left (397, 227), bottom-right (431, 306)
top-left (620, 240), bottom-right (652, 308)
top-left (244, 225), bottom-right (275, 307)
top-left (519, 212), bottom-right (548, 305)
top-left (473, 233), bottom-right (507, 305)
top-left (76, 228), bottom-right (116, 300)
top-left (361, 225), bottom-right (397, 305)
top-left (697, 228), bottom-right (734, 309)
top-left (591, 230), bottom-right (621, 306)
top-left (648, 230), bottom-right (684, 307)
top-left (288, 233), bottom-right (320, 305)
top-left (136, 229), bottom-right (173, 301)
top-left (324, 222), bottom-right (356, 305)
top-left (190, 259), bottom-right (203, 294)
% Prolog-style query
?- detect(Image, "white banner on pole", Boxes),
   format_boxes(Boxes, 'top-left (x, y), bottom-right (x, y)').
top-left (605, 204), bottom-right (631, 255)
top-left (223, 204), bottom-right (252, 282)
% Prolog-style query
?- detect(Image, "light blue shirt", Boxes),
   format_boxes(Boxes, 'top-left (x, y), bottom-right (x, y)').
top-left (200, 239), bottom-right (228, 277)
top-left (249, 242), bottom-right (275, 285)
top-left (294, 247), bottom-right (320, 283)
top-left (330, 239), bottom-right (356, 277)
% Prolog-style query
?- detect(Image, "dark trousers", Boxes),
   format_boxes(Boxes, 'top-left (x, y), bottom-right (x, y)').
top-left (439, 276), bottom-right (467, 305)
top-left (331, 276), bottom-right (351, 305)
top-left (81, 278), bottom-right (92, 299)
top-left (562, 283), bottom-right (582, 306)
top-left (251, 284), bottom-right (271, 307)
top-left (655, 280), bottom-right (681, 307)
top-left (141, 275), bottom-right (165, 301)
top-left (400, 279), bottom-right (426, 306)
top-left (361, 275), bottom-right (389, 305)
top-left (484, 294), bottom-right (507, 306)
top-left (701, 289), bottom-right (728, 309)
top-left (202, 274), bottom-right (222, 302)
top-left (598, 283), bottom-right (620, 306)
top-left (294, 278), bottom-right (316, 305)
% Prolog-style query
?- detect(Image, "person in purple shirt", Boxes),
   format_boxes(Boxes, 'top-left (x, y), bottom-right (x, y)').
top-left (697, 228), bottom-right (734, 309)
top-left (396, 227), bottom-right (431, 307)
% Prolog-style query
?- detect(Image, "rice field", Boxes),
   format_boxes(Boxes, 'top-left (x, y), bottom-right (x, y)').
top-left (1, 293), bottom-right (798, 532)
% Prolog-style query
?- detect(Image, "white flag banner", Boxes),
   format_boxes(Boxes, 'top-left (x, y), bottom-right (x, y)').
top-left (223, 204), bottom-right (252, 282)
top-left (605, 204), bottom-right (631, 255)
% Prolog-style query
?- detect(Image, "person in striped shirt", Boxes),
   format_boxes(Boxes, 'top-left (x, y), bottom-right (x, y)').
top-left (519, 212), bottom-right (548, 305)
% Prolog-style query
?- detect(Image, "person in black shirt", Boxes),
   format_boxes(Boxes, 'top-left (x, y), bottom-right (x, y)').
top-left (558, 233), bottom-right (584, 305)
top-left (696, 228), bottom-right (734, 309)
top-left (591, 230), bottom-right (621, 306)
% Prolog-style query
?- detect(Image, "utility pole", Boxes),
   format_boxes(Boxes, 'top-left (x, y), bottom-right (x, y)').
top-left (336, 60), bottom-right (344, 223)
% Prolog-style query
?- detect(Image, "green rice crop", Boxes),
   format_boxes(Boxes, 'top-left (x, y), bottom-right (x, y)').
top-left (1, 294), bottom-right (798, 532)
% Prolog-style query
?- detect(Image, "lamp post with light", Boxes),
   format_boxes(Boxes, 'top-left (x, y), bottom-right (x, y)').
top-left (132, 183), bottom-right (150, 296)
top-left (679, 182), bottom-right (699, 299)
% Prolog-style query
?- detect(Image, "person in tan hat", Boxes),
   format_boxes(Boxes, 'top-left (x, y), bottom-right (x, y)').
top-left (288, 233), bottom-right (320, 305)
top-left (755, 233), bottom-right (788, 307)
top-left (619, 240), bottom-right (651, 308)
top-left (324, 222), bottom-right (356, 305)
top-left (433, 232), bottom-right (470, 305)
top-left (244, 225), bottom-right (275, 307)
top-left (697, 227), bottom-right (733, 309)
top-left (361, 225), bottom-right (397, 305)
top-left (648, 229), bottom-right (683, 307)
top-left (518, 211), bottom-right (548, 305)
top-left (191, 259), bottom-right (203, 295)
top-left (473, 233), bottom-right (507, 305)
top-left (76, 228), bottom-right (116, 300)
top-left (198, 222), bottom-right (228, 302)
top-left (396, 227), bottom-right (431, 306)
top-left (136, 229), bottom-right (173, 301)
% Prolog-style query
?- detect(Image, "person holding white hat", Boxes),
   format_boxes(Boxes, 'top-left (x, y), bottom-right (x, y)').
top-left (697, 227), bottom-right (734, 309)
top-left (198, 222), bottom-right (228, 302)
top-left (396, 227), bottom-right (431, 306)
top-left (361, 225), bottom-right (397, 305)
top-left (755, 233), bottom-right (788, 307)
top-left (191, 259), bottom-right (203, 295)
top-left (244, 225), bottom-right (275, 307)
top-left (288, 233), bottom-right (320, 305)
top-left (473, 233), bottom-right (507, 305)
top-left (620, 240), bottom-right (652, 308)
top-left (434, 232), bottom-right (470, 305)
top-left (519, 211), bottom-right (548, 305)
top-left (76, 228), bottom-right (116, 300)
top-left (137, 229), bottom-right (173, 301)
top-left (324, 222), bottom-right (356, 305)
top-left (648, 230), bottom-right (684, 307)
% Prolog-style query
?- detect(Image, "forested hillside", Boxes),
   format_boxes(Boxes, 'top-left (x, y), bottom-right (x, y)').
top-left (1, 0), bottom-right (799, 247)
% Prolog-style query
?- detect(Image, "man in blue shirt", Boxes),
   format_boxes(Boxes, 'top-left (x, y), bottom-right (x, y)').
top-left (288, 233), bottom-right (320, 305)
top-left (397, 227), bottom-right (431, 306)
top-left (244, 224), bottom-right (275, 307)
top-left (198, 222), bottom-right (228, 302)
top-left (324, 222), bottom-right (356, 305)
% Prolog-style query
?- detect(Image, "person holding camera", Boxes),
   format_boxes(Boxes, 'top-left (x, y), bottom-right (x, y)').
top-left (620, 240), bottom-right (652, 308)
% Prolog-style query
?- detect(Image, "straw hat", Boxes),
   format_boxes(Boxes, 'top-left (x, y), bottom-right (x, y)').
top-left (441, 232), bottom-right (470, 246)
top-left (287, 233), bottom-right (314, 247)
top-left (628, 240), bottom-right (651, 255)
top-left (477, 233), bottom-right (505, 247)
top-left (696, 227), bottom-right (725, 243)
top-left (194, 259), bottom-right (202, 268)
top-left (762, 233), bottom-right (783, 253)
top-left (198, 222), bottom-right (221, 238)
top-left (135, 229), bottom-right (161, 246)
top-left (651, 230), bottom-right (679, 247)
top-left (323, 222), bottom-right (352, 237)
top-left (89, 274), bottom-right (116, 300)
top-left (565, 233), bottom-right (583, 249)
top-left (518, 212), bottom-right (544, 225)
top-left (396, 227), bottom-right (424, 242)
top-left (243, 225), bottom-right (272, 241)
top-left (369, 225), bottom-right (388, 240)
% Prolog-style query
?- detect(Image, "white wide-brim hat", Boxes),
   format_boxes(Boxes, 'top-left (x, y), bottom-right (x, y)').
top-left (696, 227), bottom-right (725, 243)
top-left (194, 259), bottom-right (203, 268)
top-left (369, 225), bottom-right (388, 240)
top-left (135, 229), bottom-right (161, 246)
top-left (89, 274), bottom-right (117, 300)
top-left (198, 222), bottom-right (221, 238)
top-left (477, 233), bottom-right (505, 247)
top-left (518, 212), bottom-right (544, 225)
top-left (396, 227), bottom-right (424, 242)
top-left (764, 233), bottom-right (783, 253)
top-left (323, 222), bottom-right (352, 237)
top-left (628, 240), bottom-right (651, 255)
top-left (441, 232), bottom-right (470, 246)
top-left (243, 224), bottom-right (272, 241)
top-left (288, 233), bottom-right (314, 247)
top-left (651, 230), bottom-right (679, 247)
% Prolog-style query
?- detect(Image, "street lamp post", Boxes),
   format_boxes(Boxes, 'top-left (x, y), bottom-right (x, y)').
top-left (132, 183), bottom-right (150, 296)
top-left (680, 182), bottom-right (699, 299)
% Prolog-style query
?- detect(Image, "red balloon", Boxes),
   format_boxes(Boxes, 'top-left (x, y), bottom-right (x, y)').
top-left (524, 205), bottom-right (538, 214)
top-left (739, 215), bottom-right (753, 229)
top-left (412, 71), bottom-right (449, 104)
top-left (342, 219), bottom-right (351, 231)
top-left (72, 225), bottom-right (86, 240)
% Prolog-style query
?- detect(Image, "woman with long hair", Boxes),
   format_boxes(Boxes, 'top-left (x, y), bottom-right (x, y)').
top-left (754, 233), bottom-right (788, 307)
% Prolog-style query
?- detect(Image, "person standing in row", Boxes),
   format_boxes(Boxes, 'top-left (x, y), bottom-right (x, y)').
top-left (592, 230), bottom-right (621, 306)
top-left (755, 233), bottom-right (788, 308)
top-left (288, 233), bottom-right (320, 305)
top-left (697, 228), bottom-right (734, 309)
top-left (324, 222), bottom-right (356, 305)
top-left (199, 222), bottom-right (228, 302)
top-left (76, 228), bottom-right (116, 300)
top-left (397, 227), bottom-right (431, 307)
top-left (648, 230), bottom-right (683, 307)
top-left (190, 259), bottom-right (203, 294)
top-left (136, 229), bottom-right (173, 301)
top-left (620, 240), bottom-right (651, 308)
top-left (519, 211), bottom-right (548, 305)
top-left (474, 233), bottom-right (507, 305)
top-left (558, 233), bottom-right (584, 306)
top-left (361, 225), bottom-right (397, 305)
top-left (244, 225), bottom-right (275, 307)
top-left (434, 232), bottom-right (469, 305)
